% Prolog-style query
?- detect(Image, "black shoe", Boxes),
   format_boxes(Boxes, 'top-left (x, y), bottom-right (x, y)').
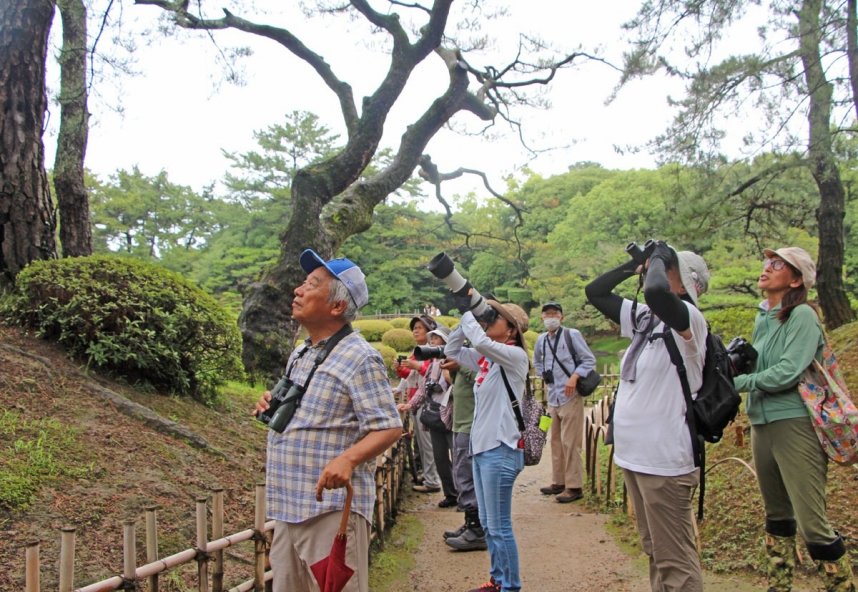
top-left (446, 526), bottom-right (488, 551)
top-left (443, 523), bottom-right (467, 540)
top-left (438, 496), bottom-right (458, 508)
top-left (540, 483), bottom-right (564, 495)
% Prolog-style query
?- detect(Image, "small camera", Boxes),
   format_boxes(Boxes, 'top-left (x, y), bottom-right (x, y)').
top-left (257, 377), bottom-right (307, 433)
top-left (396, 355), bottom-right (407, 363)
top-left (424, 380), bottom-right (444, 395)
top-left (726, 337), bottom-right (758, 376)
top-left (541, 370), bottom-right (554, 385)
top-left (413, 345), bottom-right (446, 361)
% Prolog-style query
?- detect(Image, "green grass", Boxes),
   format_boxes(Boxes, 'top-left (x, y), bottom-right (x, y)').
top-left (0, 410), bottom-right (93, 510)
top-left (368, 514), bottom-right (424, 591)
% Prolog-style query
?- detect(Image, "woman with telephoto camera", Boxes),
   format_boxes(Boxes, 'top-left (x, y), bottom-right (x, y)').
top-left (397, 326), bottom-right (459, 508)
top-left (444, 296), bottom-right (530, 592)
top-left (585, 240), bottom-right (710, 592)
top-left (732, 247), bottom-right (855, 592)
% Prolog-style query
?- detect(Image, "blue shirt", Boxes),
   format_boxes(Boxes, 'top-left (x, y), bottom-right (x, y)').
top-left (533, 327), bottom-right (597, 407)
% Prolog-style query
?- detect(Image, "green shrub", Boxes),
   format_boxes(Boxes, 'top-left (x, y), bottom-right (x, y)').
top-left (389, 317), bottom-right (411, 329)
top-left (370, 343), bottom-right (398, 376)
top-left (435, 315), bottom-right (459, 329)
top-left (353, 319), bottom-right (395, 341)
top-left (706, 305), bottom-right (760, 342)
top-left (523, 330), bottom-right (539, 352)
top-left (382, 328), bottom-right (416, 352)
top-left (9, 256), bottom-right (245, 403)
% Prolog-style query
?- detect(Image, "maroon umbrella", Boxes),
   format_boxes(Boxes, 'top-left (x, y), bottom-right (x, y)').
top-left (311, 483), bottom-right (355, 592)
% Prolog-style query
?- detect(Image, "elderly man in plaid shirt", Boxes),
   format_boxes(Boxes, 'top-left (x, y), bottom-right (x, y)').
top-left (254, 249), bottom-right (402, 592)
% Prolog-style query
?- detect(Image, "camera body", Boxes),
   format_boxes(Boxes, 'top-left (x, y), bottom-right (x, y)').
top-left (541, 369), bottom-right (555, 385)
top-left (625, 240), bottom-right (656, 265)
top-left (257, 376), bottom-right (307, 433)
top-left (413, 345), bottom-right (446, 361)
top-left (726, 337), bottom-right (758, 376)
top-left (423, 380), bottom-right (444, 395)
top-left (396, 354), bottom-right (407, 363)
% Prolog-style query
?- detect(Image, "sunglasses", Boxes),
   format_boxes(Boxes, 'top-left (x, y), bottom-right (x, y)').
top-left (762, 258), bottom-right (789, 271)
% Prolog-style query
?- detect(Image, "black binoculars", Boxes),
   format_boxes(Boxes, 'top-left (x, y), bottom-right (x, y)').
top-left (257, 376), bottom-right (307, 433)
top-left (541, 370), bottom-right (554, 385)
top-left (625, 240), bottom-right (656, 265)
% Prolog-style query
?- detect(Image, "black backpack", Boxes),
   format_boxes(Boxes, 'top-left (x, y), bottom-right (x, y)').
top-left (662, 327), bottom-right (742, 519)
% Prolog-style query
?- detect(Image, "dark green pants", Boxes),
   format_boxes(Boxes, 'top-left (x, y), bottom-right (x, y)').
top-left (752, 417), bottom-right (838, 546)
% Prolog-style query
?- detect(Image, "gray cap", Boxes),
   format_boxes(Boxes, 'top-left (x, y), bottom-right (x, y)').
top-left (677, 251), bottom-right (710, 306)
top-left (427, 325), bottom-right (451, 342)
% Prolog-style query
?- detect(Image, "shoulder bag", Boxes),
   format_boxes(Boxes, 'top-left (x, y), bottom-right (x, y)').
top-left (798, 339), bottom-right (858, 466)
top-left (500, 367), bottom-right (549, 466)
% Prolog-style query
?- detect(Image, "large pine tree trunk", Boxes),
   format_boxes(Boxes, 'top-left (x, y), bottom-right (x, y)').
top-left (54, 0), bottom-right (91, 258)
top-left (0, 0), bottom-right (58, 286)
top-left (799, 0), bottom-right (856, 329)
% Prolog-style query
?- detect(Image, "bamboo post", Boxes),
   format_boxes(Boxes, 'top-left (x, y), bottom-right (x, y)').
top-left (123, 520), bottom-right (137, 585)
top-left (25, 541), bottom-right (39, 592)
top-left (254, 483), bottom-right (266, 592)
top-left (59, 527), bottom-right (75, 592)
top-left (145, 506), bottom-right (159, 592)
top-left (196, 497), bottom-right (209, 592)
top-left (212, 489), bottom-right (224, 592)
top-left (375, 467), bottom-right (385, 547)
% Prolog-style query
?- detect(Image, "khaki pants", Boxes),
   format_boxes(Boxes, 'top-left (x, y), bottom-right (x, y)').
top-left (752, 417), bottom-right (837, 546)
top-left (623, 468), bottom-right (703, 592)
top-left (549, 395), bottom-right (584, 488)
top-left (270, 511), bottom-right (370, 592)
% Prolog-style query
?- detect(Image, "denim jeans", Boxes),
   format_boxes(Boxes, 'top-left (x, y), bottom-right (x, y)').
top-left (473, 444), bottom-right (524, 591)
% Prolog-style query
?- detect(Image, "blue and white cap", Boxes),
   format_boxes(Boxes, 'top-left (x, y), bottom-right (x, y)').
top-left (299, 248), bottom-right (369, 309)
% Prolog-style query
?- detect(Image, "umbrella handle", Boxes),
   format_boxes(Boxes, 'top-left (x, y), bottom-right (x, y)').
top-left (337, 483), bottom-right (353, 537)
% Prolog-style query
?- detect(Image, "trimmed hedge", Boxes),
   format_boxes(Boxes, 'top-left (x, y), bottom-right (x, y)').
top-left (9, 256), bottom-right (245, 403)
top-left (353, 319), bottom-right (394, 341)
top-left (389, 317), bottom-right (411, 329)
top-left (369, 343), bottom-right (397, 377)
top-left (435, 315), bottom-right (459, 329)
top-left (381, 328), bottom-right (416, 352)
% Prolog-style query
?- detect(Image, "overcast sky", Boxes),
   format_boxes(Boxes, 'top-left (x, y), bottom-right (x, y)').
top-left (43, 1), bottom-right (716, 198)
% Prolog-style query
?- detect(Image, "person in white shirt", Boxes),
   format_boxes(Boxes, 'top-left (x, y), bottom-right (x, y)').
top-left (585, 242), bottom-right (710, 592)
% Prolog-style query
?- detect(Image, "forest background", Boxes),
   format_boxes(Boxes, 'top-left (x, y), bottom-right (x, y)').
top-left (84, 119), bottom-right (858, 341)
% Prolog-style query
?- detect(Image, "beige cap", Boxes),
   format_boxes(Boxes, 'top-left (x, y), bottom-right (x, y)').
top-left (485, 300), bottom-right (529, 336)
top-left (763, 247), bottom-right (816, 289)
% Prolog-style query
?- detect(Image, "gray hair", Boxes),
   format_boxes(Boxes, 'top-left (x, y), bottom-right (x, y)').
top-left (328, 278), bottom-right (358, 322)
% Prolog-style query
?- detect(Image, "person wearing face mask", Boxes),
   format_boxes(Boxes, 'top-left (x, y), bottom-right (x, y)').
top-left (532, 302), bottom-right (597, 503)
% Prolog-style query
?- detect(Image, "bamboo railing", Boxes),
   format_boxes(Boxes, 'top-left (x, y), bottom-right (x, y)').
top-left (22, 414), bottom-right (412, 592)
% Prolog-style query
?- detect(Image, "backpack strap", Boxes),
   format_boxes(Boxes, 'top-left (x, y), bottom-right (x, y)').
top-left (563, 327), bottom-right (581, 366)
top-left (658, 328), bottom-right (706, 521)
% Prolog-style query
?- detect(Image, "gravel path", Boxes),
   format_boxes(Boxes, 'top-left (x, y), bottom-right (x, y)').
top-left (403, 441), bottom-right (651, 592)
top-left (400, 440), bottom-right (779, 592)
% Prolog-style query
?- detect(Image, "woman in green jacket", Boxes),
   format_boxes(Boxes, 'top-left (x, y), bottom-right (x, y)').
top-left (733, 246), bottom-right (855, 592)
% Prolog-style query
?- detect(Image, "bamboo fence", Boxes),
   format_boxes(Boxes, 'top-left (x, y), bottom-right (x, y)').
top-left (22, 414), bottom-right (412, 592)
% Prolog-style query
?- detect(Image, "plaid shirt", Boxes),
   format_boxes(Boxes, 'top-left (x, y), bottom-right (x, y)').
top-left (266, 330), bottom-right (402, 523)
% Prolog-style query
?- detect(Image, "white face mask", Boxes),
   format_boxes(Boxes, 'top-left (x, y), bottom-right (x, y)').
top-left (543, 317), bottom-right (561, 331)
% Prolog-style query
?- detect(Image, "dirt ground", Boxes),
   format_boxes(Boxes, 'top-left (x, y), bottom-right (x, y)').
top-left (401, 440), bottom-right (785, 592)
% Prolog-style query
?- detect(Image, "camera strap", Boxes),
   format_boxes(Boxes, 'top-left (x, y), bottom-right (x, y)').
top-left (291, 323), bottom-right (354, 398)
top-left (545, 329), bottom-right (573, 378)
